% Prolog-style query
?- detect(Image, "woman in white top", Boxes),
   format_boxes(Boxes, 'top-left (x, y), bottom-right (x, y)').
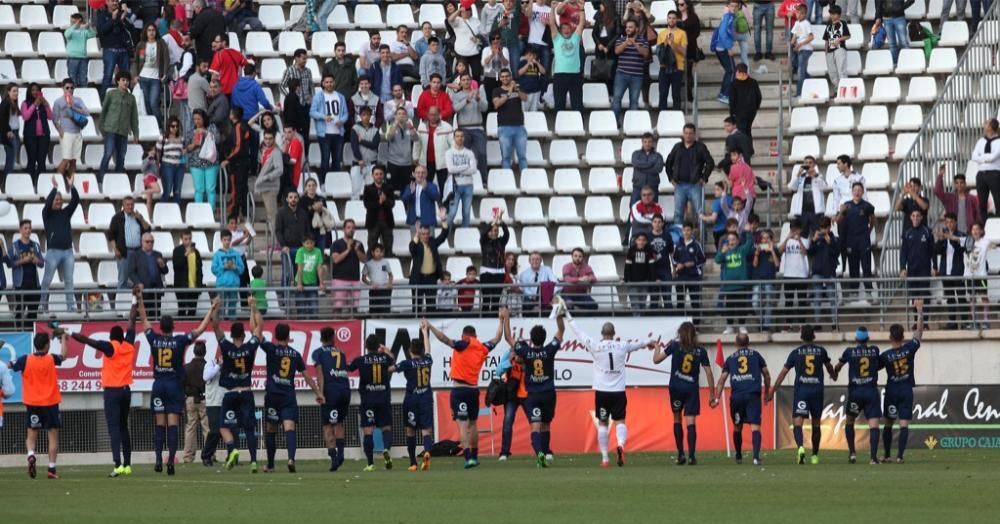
top-left (131, 24), bottom-right (171, 128)
top-left (964, 222), bottom-right (992, 328)
top-left (449, 3), bottom-right (484, 80)
top-left (480, 33), bottom-right (510, 106)
top-left (0, 84), bottom-right (20, 183)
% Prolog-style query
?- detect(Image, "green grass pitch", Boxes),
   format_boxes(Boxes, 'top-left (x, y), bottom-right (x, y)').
top-left (1, 450), bottom-right (997, 523)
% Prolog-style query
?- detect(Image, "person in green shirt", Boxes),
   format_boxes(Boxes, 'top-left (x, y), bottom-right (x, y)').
top-left (714, 229), bottom-right (754, 335)
top-left (295, 235), bottom-right (325, 317)
top-left (65, 13), bottom-right (97, 88)
top-left (250, 265), bottom-right (268, 316)
top-left (97, 71), bottom-right (140, 184)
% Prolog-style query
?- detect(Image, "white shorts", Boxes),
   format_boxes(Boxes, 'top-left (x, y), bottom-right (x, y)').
top-left (60, 132), bottom-right (83, 161)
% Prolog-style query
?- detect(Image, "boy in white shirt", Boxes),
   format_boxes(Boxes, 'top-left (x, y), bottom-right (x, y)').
top-left (790, 5), bottom-right (813, 97)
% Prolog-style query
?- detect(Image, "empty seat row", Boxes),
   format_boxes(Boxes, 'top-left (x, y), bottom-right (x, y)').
top-left (789, 133), bottom-right (915, 162)
top-left (789, 105), bottom-right (925, 134)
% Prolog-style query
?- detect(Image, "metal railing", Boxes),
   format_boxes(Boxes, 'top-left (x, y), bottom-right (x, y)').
top-left (6, 275), bottom-right (995, 331)
top-left (879, 6), bottom-right (1000, 275)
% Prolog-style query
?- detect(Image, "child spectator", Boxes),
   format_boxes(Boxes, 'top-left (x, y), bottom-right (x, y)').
top-left (457, 265), bottom-right (479, 313)
top-left (715, 228), bottom-right (754, 334)
top-left (624, 233), bottom-right (657, 313)
top-left (752, 229), bottom-right (779, 333)
top-left (140, 145), bottom-right (162, 211)
top-left (310, 199), bottom-right (336, 252)
top-left (363, 243), bottom-right (394, 315)
top-left (516, 48), bottom-right (547, 111)
top-left (250, 265), bottom-right (267, 316)
top-left (701, 181), bottom-right (732, 248)
top-left (437, 271), bottom-right (458, 312)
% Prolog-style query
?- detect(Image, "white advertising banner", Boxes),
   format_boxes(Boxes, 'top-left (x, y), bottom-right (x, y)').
top-left (365, 317), bottom-right (690, 388)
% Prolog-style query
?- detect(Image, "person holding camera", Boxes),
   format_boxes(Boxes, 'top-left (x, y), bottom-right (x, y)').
top-left (182, 342), bottom-right (210, 464)
top-left (809, 216), bottom-right (840, 329)
top-left (492, 69), bottom-right (529, 173)
top-left (787, 155), bottom-right (826, 237)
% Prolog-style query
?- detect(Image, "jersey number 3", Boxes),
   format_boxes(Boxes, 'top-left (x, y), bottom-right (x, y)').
top-left (737, 355), bottom-right (749, 374)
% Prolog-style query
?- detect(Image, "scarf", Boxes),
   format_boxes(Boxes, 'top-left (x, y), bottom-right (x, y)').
top-left (167, 28), bottom-right (183, 48)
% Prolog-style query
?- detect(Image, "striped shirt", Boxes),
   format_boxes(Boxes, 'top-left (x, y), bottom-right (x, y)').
top-left (614, 35), bottom-right (650, 76)
top-left (157, 137), bottom-right (184, 166)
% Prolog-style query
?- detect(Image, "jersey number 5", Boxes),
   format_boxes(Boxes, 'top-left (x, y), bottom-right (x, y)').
top-left (804, 354), bottom-right (815, 375)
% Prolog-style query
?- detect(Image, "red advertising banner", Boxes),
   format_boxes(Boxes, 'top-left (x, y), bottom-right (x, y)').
top-left (37, 320), bottom-right (363, 392)
top-left (434, 387), bottom-right (776, 455)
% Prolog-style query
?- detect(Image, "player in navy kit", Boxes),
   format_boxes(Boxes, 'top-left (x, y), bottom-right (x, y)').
top-left (712, 334), bottom-right (770, 465)
top-left (312, 326), bottom-right (351, 472)
top-left (212, 296), bottom-right (263, 472)
top-left (879, 301), bottom-right (923, 463)
top-left (503, 310), bottom-right (566, 468)
top-left (350, 335), bottom-right (397, 472)
top-left (653, 321), bottom-right (716, 466)
top-left (138, 294), bottom-right (216, 475)
top-left (833, 326), bottom-right (883, 464)
top-left (768, 325), bottom-right (837, 465)
top-left (394, 321), bottom-right (434, 471)
top-left (261, 323), bottom-right (324, 473)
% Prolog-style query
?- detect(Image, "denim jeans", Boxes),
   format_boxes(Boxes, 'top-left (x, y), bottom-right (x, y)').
top-left (460, 128), bottom-right (487, 184)
top-left (101, 48), bottom-right (131, 97)
top-left (161, 162), bottom-right (185, 204)
top-left (752, 282), bottom-right (776, 331)
top-left (612, 72), bottom-right (643, 118)
top-left (733, 32), bottom-right (750, 66)
top-left (68, 58), bottom-right (89, 87)
top-left (221, 288), bottom-right (239, 319)
top-left (41, 248), bottom-right (75, 312)
top-left (715, 50), bottom-right (735, 98)
top-left (812, 276), bottom-right (839, 327)
top-left (447, 183), bottom-right (474, 229)
top-left (508, 41), bottom-right (523, 79)
top-left (298, 289), bottom-right (318, 317)
top-left (191, 164), bottom-right (219, 208)
top-left (807, 0), bottom-right (823, 23)
top-left (674, 183), bottom-right (704, 225)
top-left (885, 16), bottom-right (909, 64)
top-left (792, 48), bottom-right (812, 96)
top-left (497, 125), bottom-right (527, 171)
top-left (971, 0), bottom-right (993, 29)
top-left (500, 399), bottom-right (528, 456)
top-left (2, 135), bottom-right (20, 180)
top-left (314, 0), bottom-right (338, 32)
top-left (320, 133), bottom-right (345, 177)
top-left (139, 77), bottom-right (163, 128)
top-left (658, 70), bottom-right (684, 111)
top-left (98, 132), bottom-right (128, 183)
top-left (753, 4), bottom-right (775, 55)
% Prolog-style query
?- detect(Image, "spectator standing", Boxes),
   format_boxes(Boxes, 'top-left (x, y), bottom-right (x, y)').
top-left (561, 248), bottom-right (599, 310)
top-left (222, 107), bottom-right (253, 221)
top-left (416, 75), bottom-right (455, 123)
top-left (549, 3), bottom-right (585, 111)
top-left (133, 24), bottom-right (171, 128)
top-left (97, 73), bottom-right (140, 184)
top-left (666, 124), bottom-right (715, 225)
top-left (410, 223), bottom-right (450, 313)
top-left (363, 166), bottom-right (396, 255)
top-left (701, 182), bottom-right (731, 247)
top-left (733, 1), bottom-right (752, 66)
top-left (451, 74), bottom-right (490, 184)
top-left (673, 222), bottom-right (706, 320)
top-left (751, 229), bottom-right (779, 332)
top-left (384, 108), bottom-right (418, 194)
top-left (516, 49), bottom-right (548, 111)
top-left (185, 109), bottom-right (219, 208)
top-left (647, 214), bottom-right (675, 310)
top-left (710, 2), bottom-right (737, 104)
top-left (630, 186), bottom-right (665, 240)
top-left (275, 190), bottom-right (310, 309)
top-left (934, 165), bottom-right (980, 234)
top-left (715, 229), bottom-right (754, 334)
top-left (612, 20), bottom-right (652, 118)
top-left (900, 209), bottom-right (935, 322)
top-left (753, 0), bottom-right (776, 61)
top-left (107, 196), bottom-right (151, 306)
top-left (479, 215), bottom-right (510, 312)
top-left (624, 233), bottom-right (657, 312)
top-left (283, 125), bottom-right (307, 194)
top-left (255, 130), bottom-right (283, 229)
top-left (779, 219), bottom-right (810, 329)
top-left (157, 117), bottom-right (186, 204)
top-left (965, 223), bottom-right (991, 328)
top-left (209, 33), bottom-right (248, 97)
top-left (830, 155), bottom-right (866, 208)
top-left (212, 229), bottom-right (245, 319)
top-left (450, 3), bottom-right (485, 80)
top-left (20, 84), bottom-right (52, 180)
top-left (232, 65), bottom-right (275, 134)
top-left (823, 6), bottom-right (851, 90)
top-left (40, 176), bottom-right (79, 313)
top-left (494, 0), bottom-right (524, 78)
top-left (363, 244), bottom-right (394, 314)
top-left (295, 235), bottom-right (326, 317)
top-left (5, 220), bottom-right (44, 329)
top-left (368, 46), bottom-right (403, 105)
top-left (724, 116), bottom-right (755, 165)
top-left (95, 0), bottom-right (134, 97)
top-left (328, 220), bottom-right (367, 317)
top-left (789, 5), bottom-right (813, 97)
top-left (809, 216), bottom-right (840, 329)
top-left (493, 69), bottom-right (529, 173)
top-left (481, 0), bottom-right (507, 40)
top-left (630, 133), bottom-right (665, 205)
top-left (350, 107), bottom-right (381, 199)
top-left (420, 38), bottom-right (448, 87)
top-left (414, 106), bottom-right (455, 190)
top-left (200, 336), bottom-right (224, 466)
top-left (171, 230), bottom-right (203, 319)
top-left (787, 156), bottom-right (826, 237)
top-left (323, 43), bottom-right (359, 100)
top-left (445, 129), bottom-right (479, 230)
top-left (482, 33), bottom-right (512, 111)
top-left (727, 150), bottom-right (756, 205)
top-left (655, 11), bottom-right (688, 111)
top-left (876, 0), bottom-right (915, 65)
top-left (65, 14), bottom-right (97, 88)
top-left (311, 75), bottom-right (349, 181)
top-left (895, 177), bottom-right (929, 234)
top-left (357, 31), bottom-right (383, 72)
top-left (972, 118), bottom-right (1000, 221)
top-left (181, 343), bottom-right (209, 464)
top-left (384, 84), bottom-right (415, 124)
top-left (837, 182), bottom-right (876, 303)
top-left (223, 0), bottom-right (264, 34)
top-left (518, 252), bottom-right (559, 315)
top-left (676, 0), bottom-right (702, 104)
top-left (402, 166), bottom-right (442, 233)
top-left (52, 79), bottom-right (90, 184)
top-left (729, 64), bottom-right (763, 138)
top-left (935, 213), bottom-right (967, 329)
top-left (838, 0), bottom-right (862, 24)
top-left (0, 85), bottom-right (20, 185)
top-left (126, 232), bottom-right (168, 318)
top-left (187, 60), bottom-right (211, 132)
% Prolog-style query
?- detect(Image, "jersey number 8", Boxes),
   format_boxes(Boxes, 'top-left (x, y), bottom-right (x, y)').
top-left (533, 359), bottom-right (545, 377)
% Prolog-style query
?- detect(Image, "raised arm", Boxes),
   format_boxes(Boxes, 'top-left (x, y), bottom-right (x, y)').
top-left (210, 297), bottom-right (226, 341)
top-left (191, 301), bottom-right (219, 339)
top-left (913, 300), bottom-right (924, 341)
top-left (566, 317), bottom-right (595, 351)
top-left (427, 322), bottom-right (455, 347)
top-left (137, 293), bottom-right (153, 332)
top-left (488, 308), bottom-right (508, 347)
top-left (554, 314), bottom-right (565, 341)
top-left (502, 311), bottom-right (516, 348)
top-left (652, 341), bottom-right (669, 364)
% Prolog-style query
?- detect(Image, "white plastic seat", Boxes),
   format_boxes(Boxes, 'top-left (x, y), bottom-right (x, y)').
top-left (257, 5), bottom-right (286, 30)
top-left (386, 4), bottom-right (417, 27)
top-left (588, 168), bottom-right (620, 194)
top-left (445, 257), bottom-right (474, 281)
top-left (0, 5), bottom-right (15, 30)
top-left (418, 4), bottom-right (447, 29)
top-left (591, 225), bottom-right (623, 252)
top-left (845, 23), bottom-right (865, 49)
top-left (858, 105), bottom-right (889, 132)
top-left (6, 174), bottom-right (37, 201)
top-left (99, 174), bottom-right (131, 200)
top-left (588, 111), bottom-right (619, 137)
top-left (893, 133), bottom-right (918, 160)
top-left (807, 51), bottom-right (828, 77)
top-left (20, 5), bottom-right (51, 29)
top-left (328, 5), bottom-right (352, 29)
top-left (138, 116), bottom-right (160, 141)
top-left (895, 49), bottom-right (926, 74)
top-left (515, 197), bottom-right (546, 224)
top-left (21, 60), bottom-right (53, 83)
top-left (0, 206), bottom-right (19, 230)
top-left (863, 50), bottom-right (894, 76)
top-left (939, 21), bottom-right (969, 46)
top-left (549, 139), bottom-right (580, 167)
top-left (478, 198), bottom-right (510, 225)
top-left (554, 111), bottom-right (585, 137)
top-left (892, 104), bottom-right (923, 131)
top-left (905, 76), bottom-right (937, 103)
top-left (343, 30), bottom-right (369, 53)
top-left (311, 31), bottom-right (339, 58)
top-left (245, 31), bottom-right (278, 58)
top-left (324, 171), bottom-right (353, 199)
top-left (95, 260), bottom-right (117, 287)
top-left (37, 32), bottom-right (67, 57)
top-left (904, 0), bottom-right (927, 19)
top-left (862, 163), bottom-right (891, 189)
top-left (21, 204), bottom-right (45, 231)
top-left (927, 47), bottom-right (958, 74)
top-left (789, 107), bottom-right (819, 133)
top-left (556, 226), bottom-right (588, 253)
top-left (519, 170), bottom-right (552, 196)
top-left (524, 112), bottom-right (550, 138)
top-left (824, 135), bottom-right (855, 161)
top-left (450, 228), bottom-right (480, 255)
top-left (552, 168), bottom-right (585, 195)
top-left (655, 110), bottom-right (685, 136)
top-left (789, 135), bottom-right (820, 162)
top-left (585, 139), bottom-right (616, 166)
top-left (858, 134), bottom-right (889, 161)
top-left (589, 254), bottom-right (619, 281)
top-left (520, 226), bottom-right (554, 253)
top-left (798, 79), bottom-right (830, 104)
top-left (86, 203), bottom-right (115, 227)
top-left (623, 111), bottom-right (652, 136)
top-left (822, 106), bottom-right (855, 133)
top-left (149, 231), bottom-right (174, 254)
top-left (278, 32), bottom-right (307, 57)
top-left (343, 200), bottom-right (366, 227)
top-left (0, 60), bottom-right (16, 84)
top-left (79, 232), bottom-right (112, 259)
top-left (584, 196), bottom-right (615, 223)
top-left (869, 191), bottom-right (892, 218)
top-left (834, 77), bottom-right (866, 104)
top-left (845, 51), bottom-right (863, 76)
top-left (184, 203), bottom-right (217, 229)
top-left (487, 169), bottom-right (519, 195)
top-left (73, 173), bottom-right (101, 199)
top-left (525, 140), bottom-right (545, 167)
top-left (355, 4), bottom-right (386, 29)
top-left (52, 5), bottom-right (78, 28)
top-left (548, 196), bottom-right (581, 224)
top-left (870, 77), bottom-right (901, 103)
top-left (582, 84), bottom-right (611, 109)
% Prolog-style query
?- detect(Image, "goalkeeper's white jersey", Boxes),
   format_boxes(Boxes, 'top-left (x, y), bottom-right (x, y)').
top-left (569, 319), bottom-right (646, 392)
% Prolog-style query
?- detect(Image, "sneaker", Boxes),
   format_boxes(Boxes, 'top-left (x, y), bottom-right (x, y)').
top-left (688, 457), bottom-right (697, 466)
top-left (616, 446), bottom-right (625, 467)
top-left (880, 456), bottom-right (891, 464)
top-left (383, 450), bottom-right (393, 470)
top-left (421, 451), bottom-right (431, 471)
top-left (676, 455), bottom-right (687, 465)
top-left (797, 446), bottom-right (806, 465)
top-left (717, 95), bottom-right (730, 104)
top-left (167, 463), bottom-right (175, 476)
top-left (752, 458), bottom-right (761, 466)
top-left (722, 327), bottom-right (734, 335)
top-left (545, 453), bottom-right (554, 462)
top-left (738, 326), bottom-right (748, 335)
top-left (47, 469), bottom-right (60, 479)
top-left (154, 462), bottom-right (163, 473)
top-left (869, 458), bottom-right (880, 465)
top-left (811, 455), bottom-right (820, 465)
top-left (600, 460), bottom-right (609, 468)
top-left (109, 465), bottom-right (125, 478)
top-left (463, 459), bottom-right (477, 469)
top-left (536, 452), bottom-right (548, 468)
top-left (363, 464), bottom-right (376, 472)
top-left (226, 449), bottom-right (240, 470)
top-left (123, 465), bottom-right (132, 476)
top-left (896, 457), bottom-right (905, 464)
top-left (408, 464), bottom-right (418, 472)
top-left (849, 454), bottom-right (857, 464)
top-left (27, 455), bottom-right (37, 478)
top-left (287, 460), bottom-right (296, 473)
top-left (754, 52), bottom-right (763, 61)
top-left (765, 52), bottom-right (776, 60)
top-left (498, 454), bottom-right (509, 462)
top-left (250, 462), bottom-right (259, 474)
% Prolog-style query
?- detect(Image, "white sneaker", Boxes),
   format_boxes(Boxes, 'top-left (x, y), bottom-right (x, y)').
top-left (498, 455), bottom-right (508, 462)
top-left (722, 327), bottom-right (734, 335)
top-left (545, 453), bottom-right (554, 462)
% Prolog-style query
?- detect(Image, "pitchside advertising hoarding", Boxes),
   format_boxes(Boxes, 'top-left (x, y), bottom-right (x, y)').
top-left (775, 386), bottom-right (1000, 450)
top-left (0, 333), bottom-right (33, 404)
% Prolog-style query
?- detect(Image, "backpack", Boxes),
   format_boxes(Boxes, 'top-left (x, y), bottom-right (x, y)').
top-left (485, 378), bottom-right (508, 406)
top-left (430, 440), bottom-right (464, 457)
top-left (657, 34), bottom-right (678, 73)
top-left (908, 21), bottom-right (925, 42)
top-left (735, 11), bottom-right (750, 33)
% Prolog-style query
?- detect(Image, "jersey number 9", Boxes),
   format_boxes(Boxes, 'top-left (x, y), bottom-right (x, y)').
top-left (279, 356), bottom-right (291, 377)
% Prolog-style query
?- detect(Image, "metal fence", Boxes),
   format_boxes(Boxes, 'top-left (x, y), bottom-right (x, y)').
top-left (879, 6), bottom-right (1000, 275)
top-left (4, 275), bottom-right (995, 332)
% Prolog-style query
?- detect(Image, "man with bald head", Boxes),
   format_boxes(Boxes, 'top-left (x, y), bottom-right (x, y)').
top-left (126, 232), bottom-right (168, 318)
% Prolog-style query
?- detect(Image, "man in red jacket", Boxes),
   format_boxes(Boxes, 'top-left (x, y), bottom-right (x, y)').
top-left (416, 74), bottom-right (454, 123)
top-left (209, 33), bottom-right (247, 95)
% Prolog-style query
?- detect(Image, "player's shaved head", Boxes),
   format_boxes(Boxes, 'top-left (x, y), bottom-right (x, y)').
top-left (601, 322), bottom-right (615, 338)
top-left (160, 315), bottom-right (175, 334)
top-left (889, 324), bottom-right (905, 342)
top-left (109, 325), bottom-right (124, 342)
top-left (320, 327), bottom-right (336, 345)
top-left (462, 325), bottom-right (477, 337)
top-left (231, 322), bottom-right (245, 341)
top-left (275, 323), bottom-right (290, 342)
top-left (530, 325), bottom-right (547, 347)
top-left (735, 333), bottom-right (750, 347)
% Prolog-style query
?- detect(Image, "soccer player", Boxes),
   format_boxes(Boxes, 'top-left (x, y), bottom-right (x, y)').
top-left (312, 326), bottom-right (350, 472)
top-left (503, 308), bottom-right (566, 468)
top-left (395, 321), bottom-right (435, 471)
top-left (652, 321), bottom-right (716, 466)
top-left (138, 293), bottom-right (216, 475)
top-left (833, 326), bottom-right (882, 464)
top-left (9, 331), bottom-right (64, 479)
top-left (261, 322), bottom-right (324, 473)
top-left (879, 301), bottom-right (924, 463)
top-left (565, 308), bottom-right (657, 467)
top-left (55, 302), bottom-right (139, 477)
top-left (712, 333), bottom-right (771, 465)
top-left (349, 335), bottom-right (397, 472)
top-left (767, 325), bottom-right (836, 465)
top-left (426, 309), bottom-right (506, 469)
top-left (212, 296), bottom-right (263, 473)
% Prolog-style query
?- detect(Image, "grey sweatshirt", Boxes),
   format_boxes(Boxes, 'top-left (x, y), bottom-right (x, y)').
top-left (446, 147), bottom-right (478, 186)
top-left (450, 88), bottom-right (488, 127)
top-left (383, 122), bottom-right (416, 166)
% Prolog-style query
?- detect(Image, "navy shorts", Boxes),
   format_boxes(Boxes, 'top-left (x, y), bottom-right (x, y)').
top-left (730, 391), bottom-right (762, 425)
top-left (404, 395), bottom-right (434, 430)
top-left (151, 379), bottom-right (184, 414)
top-left (450, 386), bottom-right (480, 421)
top-left (846, 388), bottom-right (882, 419)
top-left (221, 391), bottom-right (256, 431)
top-left (264, 393), bottom-right (299, 424)
top-left (26, 405), bottom-right (61, 430)
top-left (793, 388), bottom-right (823, 419)
top-left (883, 387), bottom-right (913, 420)
top-left (360, 395), bottom-right (392, 428)
top-left (526, 390), bottom-right (556, 423)
top-left (669, 386), bottom-right (701, 416)
top-left (322, 388), bottom-right (351, 425)
top-left (594, 390), bottom-right (627, 422)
